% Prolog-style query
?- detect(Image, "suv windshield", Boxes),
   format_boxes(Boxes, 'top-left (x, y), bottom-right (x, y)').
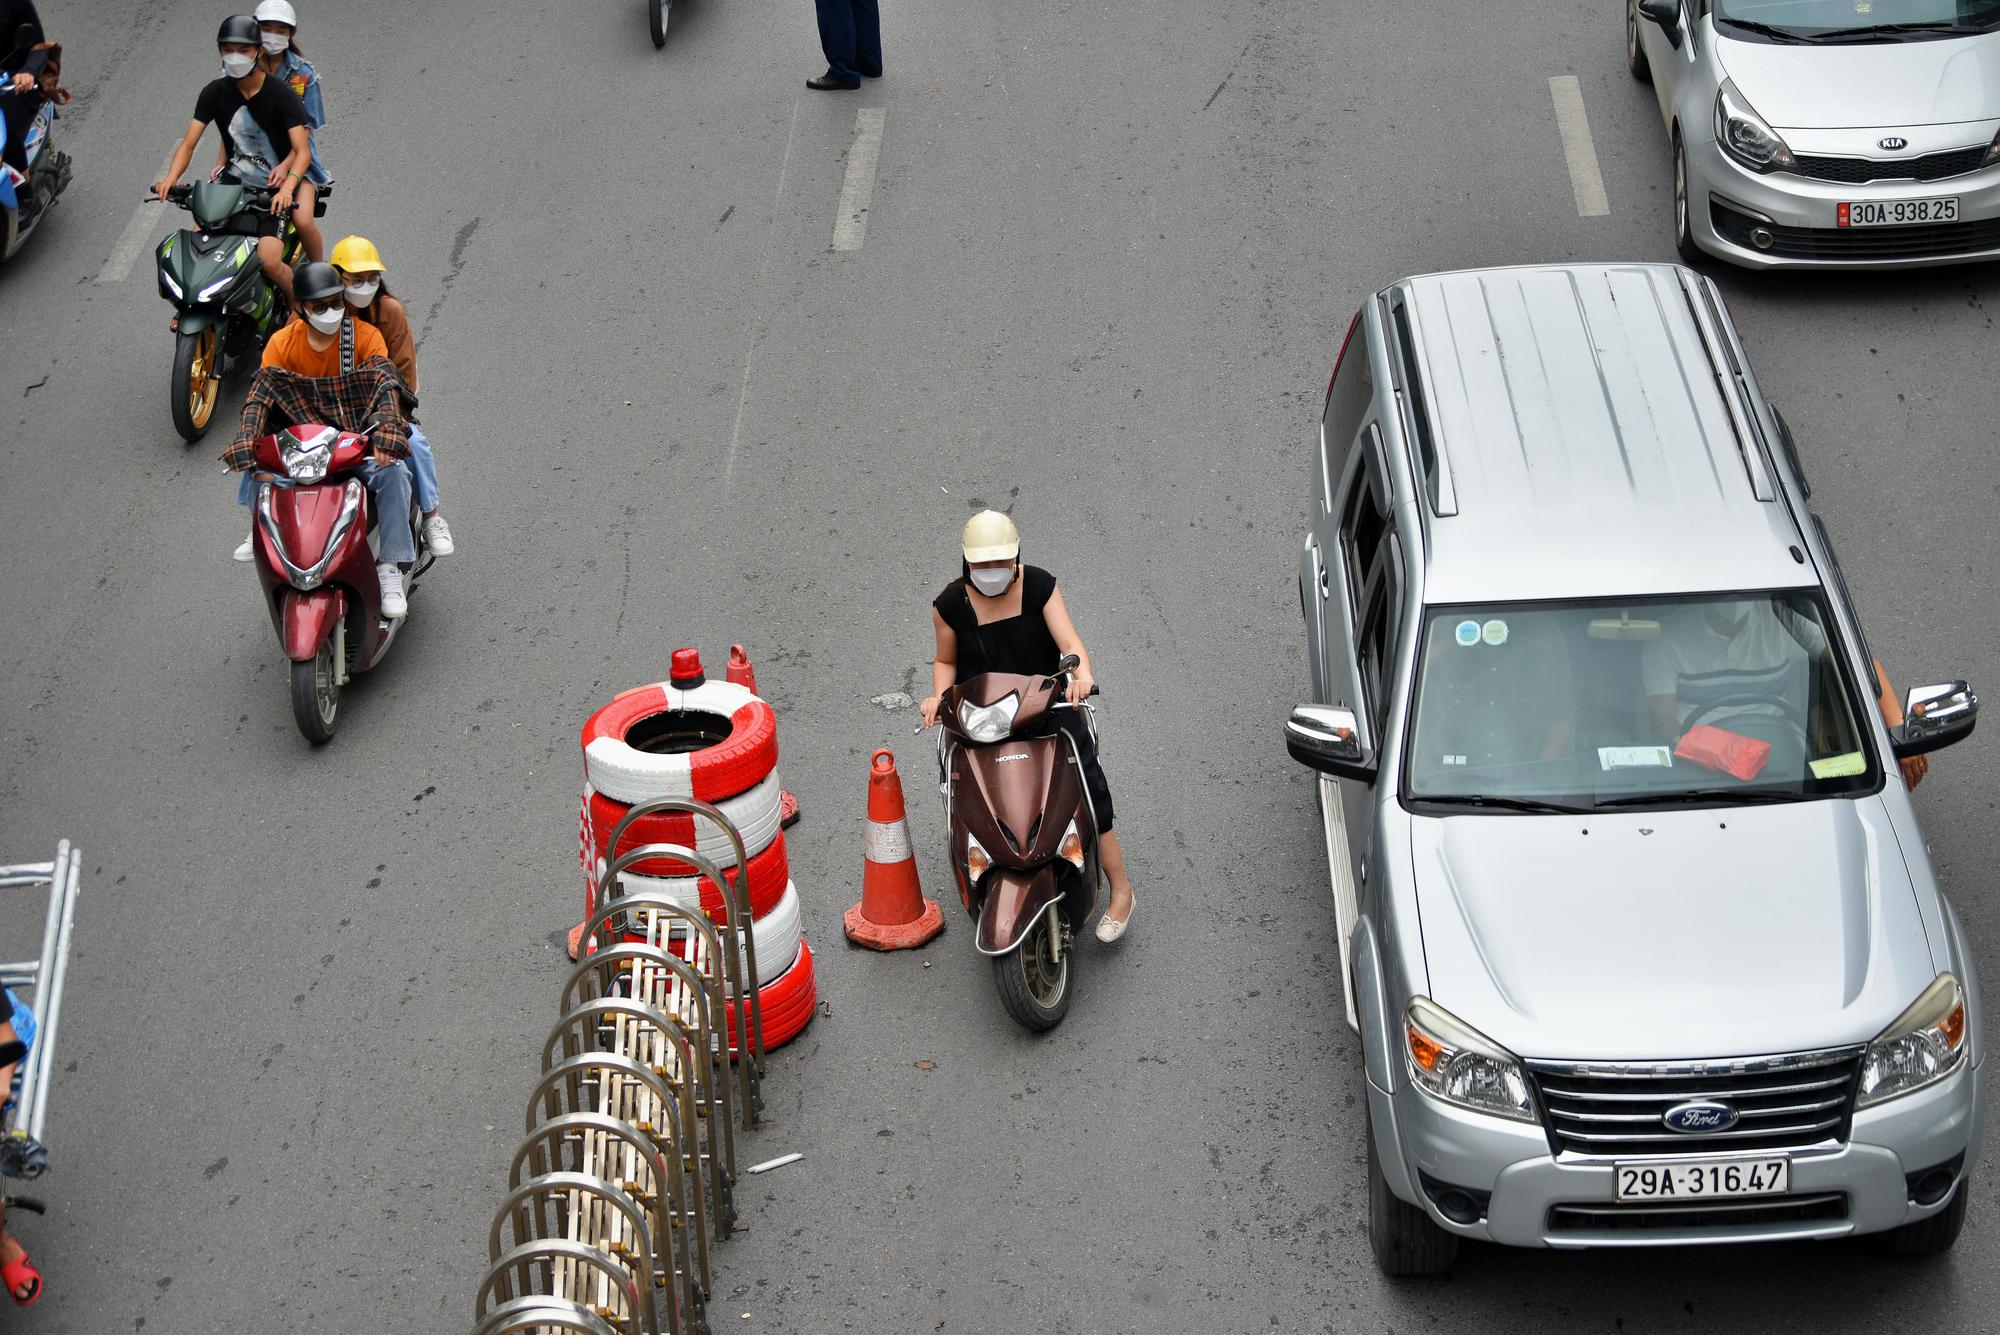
top-left (1717, 0), bottom-right (2000, 41)
top-left (1405, 592), bottom-right (1880, 812)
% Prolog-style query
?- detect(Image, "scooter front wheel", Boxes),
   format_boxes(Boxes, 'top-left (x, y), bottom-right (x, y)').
top-left (649, 0), bottom-right (669, 47)
top-left (993, 914), bottom-right (1072, 1031)
top-left (290, 639), bottom-right (339, 744)
top-left (170, 327), bottom-right (221, 442)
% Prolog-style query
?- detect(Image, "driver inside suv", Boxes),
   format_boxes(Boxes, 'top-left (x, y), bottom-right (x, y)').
top-left (1643, 597), bottom-right (1828, 748)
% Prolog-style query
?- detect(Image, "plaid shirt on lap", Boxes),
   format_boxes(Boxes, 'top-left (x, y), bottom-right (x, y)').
top-left (222, 358), bottom-right (415, 472)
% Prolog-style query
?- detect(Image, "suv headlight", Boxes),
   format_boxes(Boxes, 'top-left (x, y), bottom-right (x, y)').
top-left (1857, 973), bottom-right (1968, 1109)
top-left (958, 694), bottom-right (1019, 743)
top-left (1405, 998), bottom-right (1535, 1123)
top-left (1715, 80), bottom-right (1794, 173)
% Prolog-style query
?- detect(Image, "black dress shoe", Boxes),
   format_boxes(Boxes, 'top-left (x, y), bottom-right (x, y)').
top-left (806, 72), bottom-right (860, 90)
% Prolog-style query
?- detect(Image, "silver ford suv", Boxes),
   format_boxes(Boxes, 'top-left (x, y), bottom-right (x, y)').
top-left (1286, 262), bottom-right (1982, 1272)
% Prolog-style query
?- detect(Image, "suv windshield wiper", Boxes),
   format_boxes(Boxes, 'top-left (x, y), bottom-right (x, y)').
top-left (1592, 787), bottom-right (1805, 810)
top-left (1808, 20), bottom-right (1977, 41)
top-left (1422, 794), bottom-right (1590, 815)
top-left (1718, 18), bottom-right (1813, 43)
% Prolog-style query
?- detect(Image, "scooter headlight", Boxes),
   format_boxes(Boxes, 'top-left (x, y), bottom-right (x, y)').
top-left (280, 427), bottom-right (338, 482)
top-left (958, 693), bottom-right (1020, 743)
top-left (965, 832), bottom-right (992, 881)
top-left (197, 271), bottom-right (238, 302)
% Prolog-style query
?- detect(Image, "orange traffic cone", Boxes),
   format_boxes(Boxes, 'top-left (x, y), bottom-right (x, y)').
top-left (844, 748), bottom-right (944, 949)
top-left (729, 644), bottom-right (801, 830)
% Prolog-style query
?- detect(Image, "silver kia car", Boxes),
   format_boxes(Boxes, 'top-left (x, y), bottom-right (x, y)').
top-left (1287, 262), bottom-right (1982, 1272)
top-left (1629, 0), bottom-right (2000, 267)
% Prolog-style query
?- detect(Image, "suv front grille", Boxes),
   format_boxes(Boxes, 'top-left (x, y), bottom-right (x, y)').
top-left (1788, 147), bottom-right (1989, 184)
top-left (1547, 1193), bottom-right (1847, 1233)
top-left (1525, 1047), bottom-right (1863, 1157)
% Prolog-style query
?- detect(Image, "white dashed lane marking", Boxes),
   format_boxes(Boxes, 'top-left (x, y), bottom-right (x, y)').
top-left (1548, 75), bottom-right (1610, 218)
top-left (97, 156), bottom-right (173, 284)
top-left (831, 108), bottom-right (885, 252)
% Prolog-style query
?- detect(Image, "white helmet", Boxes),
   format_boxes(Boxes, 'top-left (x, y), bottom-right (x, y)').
top-left (254, 0), bottom-right (299, 27)
top-left (961, 510), bottom-right (1019, 563)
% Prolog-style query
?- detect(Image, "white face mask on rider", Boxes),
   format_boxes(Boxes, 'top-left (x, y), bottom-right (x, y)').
top-left (343, 280), bottom-right (380, 307)
top-left (221, 52), bottom-right (257, 78)
top-left (261, 32), bottom-right (291, 55)
top-left (968, 565), bottom-right (1016, 597)
top-left (305, 306), bottom-right (344, 335)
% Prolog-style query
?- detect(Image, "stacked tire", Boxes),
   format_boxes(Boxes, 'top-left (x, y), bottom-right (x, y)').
top-left (577, 648), bottom-right (817, 1053)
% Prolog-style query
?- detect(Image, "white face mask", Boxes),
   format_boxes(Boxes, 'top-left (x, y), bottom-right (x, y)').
top-left (261, 32), bottom-right (291, 55)
top-left (305, 306), bottom-right (344, 335)
top-left (343, 280), bottom-right (380, 307)
top-left (221, 52), bottom-right (257, 78)
top-left (968, 565), bottom-right (1016, 597)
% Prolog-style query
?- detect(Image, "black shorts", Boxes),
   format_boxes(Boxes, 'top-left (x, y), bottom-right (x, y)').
top-left (1056, 713), bottom-right (1116, 832)
top-left (214, 173), bottom-right (286, 238)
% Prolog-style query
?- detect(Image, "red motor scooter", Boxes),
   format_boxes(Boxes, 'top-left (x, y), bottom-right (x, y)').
top-left (247, 423), bottom-right (430, 743)
top-left (934, 652), bottom-right (1103, 1031)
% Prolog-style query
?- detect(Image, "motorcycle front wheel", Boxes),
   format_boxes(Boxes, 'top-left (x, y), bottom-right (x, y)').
top-left (993, 914), bottom-right (1072, 1031)
top-left (649, 0), bottom-right (669, 47)
top-left (290, 639), bottom-right (339, 744)
top-left (170, 327), bottom-right (221, 442)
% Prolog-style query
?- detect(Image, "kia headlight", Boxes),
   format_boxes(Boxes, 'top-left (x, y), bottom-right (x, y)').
top-left (957, 694), bottom-right (1019, 744)
top-left (1984, 125), bottom-right (2000, 168)
top-left (1405, 998), bottom-right (1535, 1123)
top-left (1856, 974), bottom-right (1968, 1109)
top-left (1715, 80), bottom-right (1794, 173)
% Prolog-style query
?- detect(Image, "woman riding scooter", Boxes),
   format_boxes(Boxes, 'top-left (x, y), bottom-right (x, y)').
top-left (920, 510), bottom-right (1136, 941)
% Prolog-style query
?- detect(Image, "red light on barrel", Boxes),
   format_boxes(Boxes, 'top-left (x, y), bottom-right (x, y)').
top-left (670, 647), bottom-right (705, 688)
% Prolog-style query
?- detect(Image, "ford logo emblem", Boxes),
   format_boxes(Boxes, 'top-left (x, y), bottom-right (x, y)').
top-left (1663, 1100), bottom-right (1739, 1133)
top-left (1879, 136), bottom-right (1909, 151)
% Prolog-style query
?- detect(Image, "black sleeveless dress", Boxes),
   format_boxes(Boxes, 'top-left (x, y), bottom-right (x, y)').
top-left (934, 566), bottom-right (1115, 829)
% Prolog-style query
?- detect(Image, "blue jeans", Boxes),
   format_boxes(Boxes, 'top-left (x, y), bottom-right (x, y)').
top-left (407, 423), bottom-right (440, 514)
top-left (237, 460), bottom-right (416, 564)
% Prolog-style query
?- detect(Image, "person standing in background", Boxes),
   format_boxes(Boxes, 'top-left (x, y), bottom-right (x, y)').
top-left (806, 0), bottom-right (880, 91)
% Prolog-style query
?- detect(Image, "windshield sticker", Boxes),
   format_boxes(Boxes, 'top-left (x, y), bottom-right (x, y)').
top-left (1597, 745), bottom-right (1673, 770)
top-left (1441, 755), bottom-right (1467, 766)
top-left (1809, 751), bottom-right (1866, 779)
top-left (1455, 620), bottom-right (1481, 647)
top-left (1481, 619), bottom-right (1509, 646)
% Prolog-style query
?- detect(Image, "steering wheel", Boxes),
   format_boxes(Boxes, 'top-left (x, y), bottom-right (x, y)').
top-left (1680, 690), bottom-right (1809, 753)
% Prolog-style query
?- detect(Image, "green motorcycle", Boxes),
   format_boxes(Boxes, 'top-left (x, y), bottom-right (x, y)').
top-left (153, 180), bottom-right (324, 442)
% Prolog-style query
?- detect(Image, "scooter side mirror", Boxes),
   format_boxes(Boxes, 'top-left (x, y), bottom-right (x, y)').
top-left (1057, 653), bottom-right (1081, 674)
top-left (1285, 704), bottom-right (1375, 782)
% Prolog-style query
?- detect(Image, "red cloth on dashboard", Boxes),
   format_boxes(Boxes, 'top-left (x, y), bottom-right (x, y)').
top-left (1673, 725), bottom-right (1772, 782)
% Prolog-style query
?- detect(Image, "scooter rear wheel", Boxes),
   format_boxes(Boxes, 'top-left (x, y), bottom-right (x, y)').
top-left (291, 639), bottom-right (339, 744)
top-left (993, 915), bottom-right (1072, 1031)
top-left (649, 0), bottom-right (669, 47)
top-left (170, 328), bottom-right (221, 442)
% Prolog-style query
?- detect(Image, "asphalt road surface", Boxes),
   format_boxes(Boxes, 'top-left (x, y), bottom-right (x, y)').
top-left (3, 1), bottom-right (1999, 1331)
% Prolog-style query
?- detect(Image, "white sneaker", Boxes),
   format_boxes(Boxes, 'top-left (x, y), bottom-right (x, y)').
top-left (233, 532), bottom-right (255, 563)
top-left (378, 563), bottom-right (408, 618)
top-left (422, 514), bottom-right (455, 556)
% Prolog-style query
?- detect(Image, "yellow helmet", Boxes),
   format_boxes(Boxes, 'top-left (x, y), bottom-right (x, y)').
top-left (961, 510), bottom-right (1019, 563)
top-left (328, 235), bottom-right (386, 273)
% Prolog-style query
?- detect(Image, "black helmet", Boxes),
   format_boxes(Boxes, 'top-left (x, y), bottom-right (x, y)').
top-left (293, 261), bottom-right (344, 305)
top-left (217, 14), bottom-right (261, 46)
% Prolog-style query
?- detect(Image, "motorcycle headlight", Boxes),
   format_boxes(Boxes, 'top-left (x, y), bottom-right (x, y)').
top-left (197, 272), bottom-right (237, 302)
top-left (160, 270), bottom-right (184, 298)
top-left (1715, 80), bottom-right (1794, 173)
top-left (1405, 998), bottom-right (1535, 1123)
top-left (1857, 974), bottom-right (1968, 1109)
top-left (280, 427), bottom-right (337, 482)
top-left (958, 694), bottom-right (1020, 744)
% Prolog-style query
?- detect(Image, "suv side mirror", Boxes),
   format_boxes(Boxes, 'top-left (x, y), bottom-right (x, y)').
top-left (1637, 0), bottom-right (1679, 25)
top-left (1892, 681), bottom-right (1978, 759)
top-left (1286, 705), bottom-right (1377, 782)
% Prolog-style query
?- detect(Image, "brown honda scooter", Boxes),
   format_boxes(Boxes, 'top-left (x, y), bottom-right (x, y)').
top-left (933, 653), bottom-right (1103, 1030)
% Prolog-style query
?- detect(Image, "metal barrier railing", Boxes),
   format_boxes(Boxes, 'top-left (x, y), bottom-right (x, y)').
top-left (477, 801), bottom-right (771, 1335)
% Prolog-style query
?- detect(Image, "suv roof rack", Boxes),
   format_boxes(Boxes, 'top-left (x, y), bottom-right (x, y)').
top-left (1385, 289), bottom-right (1457, 517)
top-left (1677, 269), bottom-right (1777, 504)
